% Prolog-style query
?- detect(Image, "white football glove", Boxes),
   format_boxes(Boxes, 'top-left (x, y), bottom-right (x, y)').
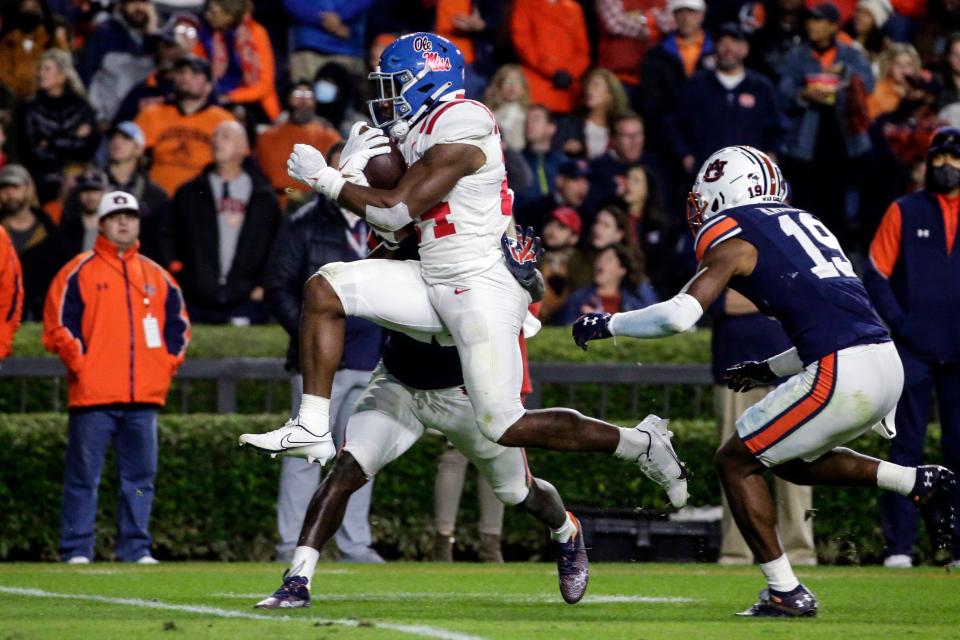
top-left (287, 143), bottom-right (346, 199)
top-left (339, 121), bottom-right (391, 184)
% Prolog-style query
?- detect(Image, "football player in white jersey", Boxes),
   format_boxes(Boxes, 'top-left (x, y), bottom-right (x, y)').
top-left (240, 33), bottom-right (686, 538)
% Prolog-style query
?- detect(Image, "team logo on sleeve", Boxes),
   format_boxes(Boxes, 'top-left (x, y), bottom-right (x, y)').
top-left (703, 160), bottom-right (727, 183)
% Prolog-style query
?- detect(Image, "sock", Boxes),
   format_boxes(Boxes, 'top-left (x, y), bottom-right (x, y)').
top-left (877, 461), bottom-right (916, 496)
top-left (613, 427), bottom-right (645, 461)
top-left (290, 546), bottom-right (320, 587)
top-left (759, 553), bottom-right (800, 593)
top-left (297, 394), bottom-right (330, 435)
top-left (551, 511), bottom-right (578, 543)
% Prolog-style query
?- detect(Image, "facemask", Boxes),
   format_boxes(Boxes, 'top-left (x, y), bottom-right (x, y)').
top-left (314, 80), bottom-right (339, 104)
top-left (930, 164), bottom-right (960, 192)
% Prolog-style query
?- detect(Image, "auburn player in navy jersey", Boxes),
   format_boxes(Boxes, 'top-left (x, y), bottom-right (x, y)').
top-left (574, 146), bottom-right (958, 617)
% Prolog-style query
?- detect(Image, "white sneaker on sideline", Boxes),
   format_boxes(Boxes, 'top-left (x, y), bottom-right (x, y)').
top-left (65, 556), bottom-right (91, 565)
top-left (883, 554), bottom-right (913, 568)
top-left (630, 415), bottom-right (689, 508)
top-left (239, 419), bottom-right (335, 465)
top-left (136, 555), bottom-right (159, 565)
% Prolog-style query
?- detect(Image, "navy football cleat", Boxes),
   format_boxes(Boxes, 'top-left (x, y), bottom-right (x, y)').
top-left (736, 584), bottom-right (818, 618)
top-left (254, 573), bottom-right (310, 609)
top-left (572, 312), bottom-right (612, 351)
top-left (910, 465), bottom-right (957, 553)
top-left (555, 513), bottom-right (589, 604)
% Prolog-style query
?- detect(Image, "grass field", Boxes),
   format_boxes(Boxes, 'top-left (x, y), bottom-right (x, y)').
top-left (0, 562), bottom-right (957, 640)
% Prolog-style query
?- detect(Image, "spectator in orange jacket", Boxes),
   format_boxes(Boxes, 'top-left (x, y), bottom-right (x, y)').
top-left (0, 226), bottom-right (23, 361)
top-left (43, 190), bottom-right (190, 564)
top-left (510, 0), bottom-right (591, 114)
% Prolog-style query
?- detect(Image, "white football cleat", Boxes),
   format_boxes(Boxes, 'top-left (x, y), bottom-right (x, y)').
top-left (239, 419), bottom-right (336, 465)
top-left (631, 415), bottom-right (689, 508)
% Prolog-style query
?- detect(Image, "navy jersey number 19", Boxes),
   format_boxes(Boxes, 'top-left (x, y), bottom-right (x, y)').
top-left (778, 212), bottom-right (855, 280)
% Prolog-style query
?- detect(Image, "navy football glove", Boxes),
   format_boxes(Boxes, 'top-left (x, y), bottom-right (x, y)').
top-left (723, 360), bottom-right (777, 392)
top-left (501, 225), bottom-right (543, 289)
top-left (572, 312), bottom-right (612, 351)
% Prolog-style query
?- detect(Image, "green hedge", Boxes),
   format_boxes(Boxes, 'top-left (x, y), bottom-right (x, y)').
top-left (0, 413), bottom-right (942, 564)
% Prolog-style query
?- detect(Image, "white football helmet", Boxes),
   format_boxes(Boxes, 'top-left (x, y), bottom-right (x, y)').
top-left (687, 146), bottom-right (788, 233)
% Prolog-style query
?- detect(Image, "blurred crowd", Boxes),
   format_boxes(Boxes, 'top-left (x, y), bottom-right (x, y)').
top-left (0, 0), bottom-right (956, 326)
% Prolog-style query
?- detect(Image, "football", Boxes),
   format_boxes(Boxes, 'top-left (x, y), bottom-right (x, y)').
top-left (364, 140), bottom-right (406, 189)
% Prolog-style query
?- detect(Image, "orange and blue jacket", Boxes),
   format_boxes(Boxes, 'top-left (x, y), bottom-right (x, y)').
top-left (43, 234), bottom-right (191, 408)
top-left (0, 226), bottom-right (23, 360)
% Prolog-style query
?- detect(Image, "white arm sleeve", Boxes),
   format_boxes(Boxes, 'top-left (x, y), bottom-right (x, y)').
top-left (766, 347), bottom-right (804, 377)
top-left (608, 293), bottom-right (703, 338)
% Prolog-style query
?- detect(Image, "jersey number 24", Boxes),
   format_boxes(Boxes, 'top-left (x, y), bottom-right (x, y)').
top-left (779, 212), bottom-right (855, 280)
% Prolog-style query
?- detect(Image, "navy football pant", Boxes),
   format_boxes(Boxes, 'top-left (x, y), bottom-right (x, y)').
top-left (882, 346), bottom-right (960, 556)
top-left (59, 407), bottom-right (158, 561)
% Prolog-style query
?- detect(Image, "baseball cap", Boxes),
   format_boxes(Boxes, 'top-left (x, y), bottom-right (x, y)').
top-left (668, 0), bottom-right (706, 12)
top-left (716, 22), bottom-right (748, 40)
top-left (111, 121), bottom-right (145, 147)
top-left (173, 55), bottom-right (212, 79)
top-left (807, 2), bottom-right (842, 22)
top-left (76, 167), bottom-right (109, 191)
top-left (550, 207), bottom-right (583, 235)
top-left (558, 159), bottom-right (591, 179)
top-left (0, 164), bottom-right (31, 187)
top-left (96, 191), bottom-right (140, 220)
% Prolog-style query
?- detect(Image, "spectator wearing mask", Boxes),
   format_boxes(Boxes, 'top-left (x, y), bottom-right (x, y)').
top-left (516, 105), bottom-right (565, 208)
top-left (868, 43), bottom-right (922, 119)
top-left (17, 50), bottom-right (100, 203)
top-left (168, 121), bottom-right (280, 324)
top-left (710, 289), bottom-right (816, 566)
top-left (264, 141), bottom-right (384, 564)
top-left (103, 121), bottom-right (170, 262)
top-left (556, 68), bottom-right (630, 160)
top-left (60, 166), bottom-right (109, 256)
top-left (135, 56), bottom-right (236, 196)
top-left (864, 127), bottom-right (960, 568)
top-left (285, 0), bottom-right (376, 83)
top-left (255, 80), bottom-right (341, 205)
top-left (313, 62), bottom-right (367, 137)
top-left (511, 0), bottom-right (590, 114)
top-left (639, 0), bottom-right (714, 160)
top-left (77, 0), bottom-right (162, 124)
top-left (435, 0), bottom-right (502, 99)
top-left (596, 0), bottom-right (668, 96)
top-left (516, 158), bottom-right (590, 233)
top-left (0, 0), bottom-right (69, 99)
top-left (0, 164), bottom-right (62, 321)
top-left (0, 224), bottom-right (22, 362)
top-left (669, 23), bottom-right (787, 174)
top-left (778, 2), bottom-right (874, 246)
top-left (538, 206), bottom-right (582, 323)
top-left (484, 64), bottom-right (530, 152)
top-left (555, 243), bottom-right (657, 324)
top-left (43, 190), bottom-right (190, 565)
top-left (195, 0), bottom-right (281, 123)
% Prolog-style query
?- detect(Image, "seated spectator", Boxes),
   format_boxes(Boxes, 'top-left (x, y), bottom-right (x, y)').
top-left (869, 43), bottom-right (923, 119)
top-left (111, 13), bottom-right (193, 125)
top-left (555, 243), bottom-right (657, 324)
top-left (516, 158), bottom-right (590, 233)
top-left (596, 0), bottom-right (666, 96)
top-left (556, 68), bottom-right (629, 159)
top-left (538, 206), bottom-right (581, 323)
top-left (78, 0), bottom-right (162, 125)
top-left (568, 204), bottom-right (629, 288)
top-left (17, 50), bottom-right (100, 203)
top-left (313, 62), bottom-right (367, 137)
top-left (484, 64), bottom-right (530, 152)
top-left (844, 0), bottom-right (891, 72)
top-left (511, 0), bottom-right (590, 114)
top-left (619, 164), bottom-right (677, 295)
top-left (435, 0), bottom-right (502, 99)
top-left (0, 164), bottom-right (62, 321)
top-left (135, 55), bottom-right (236, 195)
top-left (584, 112), bottom-right (657, 224)
top-left (0, 0), bottom-right (69, 99)
top-left (60, 166), bottom-right (109, 256)
top-left (255, 80), bottom-right (340, 206)
top-left (515, 104), bottom-right (565, 207)
top-left (195, 0), bottom-right (280, 123)
top-left (285, 0), bottom-right (375, 83)
top-left (168, 121), bottom-right (280, 324)
top-left (103, 121), bottom-right (169, 262)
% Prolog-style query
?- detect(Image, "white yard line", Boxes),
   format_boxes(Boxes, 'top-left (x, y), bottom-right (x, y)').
top-left (0, 586), bottom-right (486, 640)
top-left (214, 591), bottom-right (695, 604)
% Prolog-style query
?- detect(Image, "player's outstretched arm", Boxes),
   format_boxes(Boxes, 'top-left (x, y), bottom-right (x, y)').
top-left (572, 238), bottom-right (757, 349)
top-left (337, 143), bottom-right (486, 230)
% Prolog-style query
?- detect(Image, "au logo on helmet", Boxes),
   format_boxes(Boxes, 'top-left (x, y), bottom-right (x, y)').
top-left (704, 160), bottom-right (727, 183)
